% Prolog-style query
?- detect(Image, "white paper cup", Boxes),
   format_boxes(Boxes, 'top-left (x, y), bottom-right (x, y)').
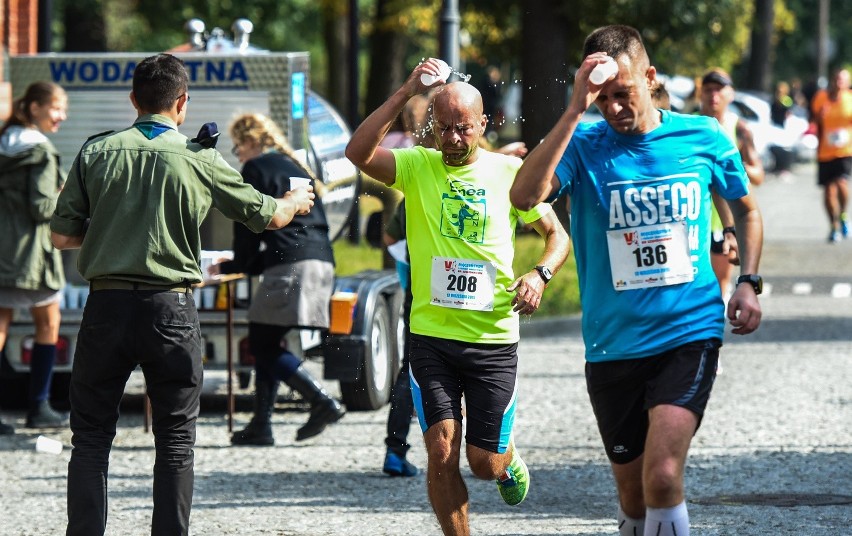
top-left (289, 177), bottom-right (312, 191)
top-left (200, 257), bottom-right (213, 276)
top-left (589, 58), bottom-right (618, 85)
top-left (35, 435), bottom-right (63, 455)
top-left (420, 59), bottom-right (452, 86)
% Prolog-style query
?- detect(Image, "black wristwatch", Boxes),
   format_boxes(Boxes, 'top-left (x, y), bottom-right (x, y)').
top-left (736, 274), bottom-right (763, 295)
top-left (535, 265), bottom-right (553, 284)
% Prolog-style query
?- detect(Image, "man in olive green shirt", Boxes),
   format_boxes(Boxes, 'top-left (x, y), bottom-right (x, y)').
top-left (50, 54), bottom-right (313, 536)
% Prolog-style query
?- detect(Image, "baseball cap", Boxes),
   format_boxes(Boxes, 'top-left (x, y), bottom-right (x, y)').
top-left (702, 69), bottom-right (733, 87)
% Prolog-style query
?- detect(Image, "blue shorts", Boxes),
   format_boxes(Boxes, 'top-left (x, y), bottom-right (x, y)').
top-left (409, 333), bottom-right (518, 453)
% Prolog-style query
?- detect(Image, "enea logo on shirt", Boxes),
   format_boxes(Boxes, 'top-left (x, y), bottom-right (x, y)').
top-left (440, 194), bottom-right (486, 244)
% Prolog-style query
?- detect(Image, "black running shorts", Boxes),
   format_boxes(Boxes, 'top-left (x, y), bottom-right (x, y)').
top-left (409, 333), bottom-right (518, 454)
top-left (585, 339), bottom-right (721, 464)
top-left (818, 156), bottom-right (851, 186)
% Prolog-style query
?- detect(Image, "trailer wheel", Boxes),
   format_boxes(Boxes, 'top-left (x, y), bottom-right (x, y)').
top-left (339, 299), bottom-right (394, 410)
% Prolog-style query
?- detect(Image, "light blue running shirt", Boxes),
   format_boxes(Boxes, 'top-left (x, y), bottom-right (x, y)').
top-left (554, 110), bottom-right (750, 362)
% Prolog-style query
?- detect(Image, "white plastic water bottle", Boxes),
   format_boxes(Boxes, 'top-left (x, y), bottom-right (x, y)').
top-left (589, 57), bottom-right (618, 85)
top-left (420, 60), bottom-right (452, 86)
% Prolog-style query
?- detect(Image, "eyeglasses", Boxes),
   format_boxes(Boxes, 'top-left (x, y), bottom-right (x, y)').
top-left (231, 145), bottom-right (240, 156)
top-left (177, 93), bottom-right (191, 103)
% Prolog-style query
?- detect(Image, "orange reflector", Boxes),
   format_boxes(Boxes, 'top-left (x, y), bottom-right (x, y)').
top-left (329, 292), bottom-right (357, 335)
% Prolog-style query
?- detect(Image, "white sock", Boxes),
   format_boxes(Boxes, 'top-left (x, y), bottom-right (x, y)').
top-left (645, 501), bottom-right (689, 536)
top-left (618, 506), bottom-right (645, 536)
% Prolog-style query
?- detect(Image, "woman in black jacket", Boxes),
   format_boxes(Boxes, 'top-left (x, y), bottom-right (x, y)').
top-left (210, 113), bottom-right (343, 445)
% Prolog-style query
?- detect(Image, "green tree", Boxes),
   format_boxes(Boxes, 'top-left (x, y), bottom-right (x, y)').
top-left (59, 0), bottom-right (107, 52)
top-left (773, 0), bottom-right (852, 86)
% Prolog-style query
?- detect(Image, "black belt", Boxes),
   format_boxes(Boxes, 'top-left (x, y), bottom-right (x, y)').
top-left (90, 278), bottom-right (191, 292)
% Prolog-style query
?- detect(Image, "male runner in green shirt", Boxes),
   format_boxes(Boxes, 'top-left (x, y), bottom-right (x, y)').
top-left (346, 59), bottom-right (569, 536)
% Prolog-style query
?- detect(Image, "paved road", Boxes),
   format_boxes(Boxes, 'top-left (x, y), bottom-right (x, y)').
top-left (0, 162), bottom-right (850, 535)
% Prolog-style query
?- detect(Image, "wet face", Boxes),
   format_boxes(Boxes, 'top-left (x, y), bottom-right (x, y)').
top-left (30, 94), bottom-right (67, 134)
top-left (700, 81), bottom-right (733, 117)
top-left (593, 57), bottom-right (657, 134)
top-left (431, 90), bottom-right (486, 166)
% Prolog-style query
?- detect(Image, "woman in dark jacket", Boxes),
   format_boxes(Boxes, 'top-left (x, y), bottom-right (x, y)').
top-left (0, 81), bottom-right (70, 432)
top-left (209, 113), bottom-right (344, 445)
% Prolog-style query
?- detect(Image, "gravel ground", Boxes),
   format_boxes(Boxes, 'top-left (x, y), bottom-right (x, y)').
top-left (0, 293), bottom-right (850, 535)
top-left (1, 163), bottom-right (850, 535)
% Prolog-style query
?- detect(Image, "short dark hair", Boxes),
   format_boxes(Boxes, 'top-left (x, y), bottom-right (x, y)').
top-left (132, 54), bottom-right (188, 113)
top-left (582, 25), bottom-right (649, 69)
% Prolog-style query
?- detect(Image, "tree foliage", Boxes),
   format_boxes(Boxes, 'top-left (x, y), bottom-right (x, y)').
top-left (773, 0), bottom-right (852, 85)
top-left (49, 0), bottom-right (850, 122)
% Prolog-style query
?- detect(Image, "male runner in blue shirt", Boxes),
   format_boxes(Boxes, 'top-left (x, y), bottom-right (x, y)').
top-left (510, 25), bottom-right (763, 536)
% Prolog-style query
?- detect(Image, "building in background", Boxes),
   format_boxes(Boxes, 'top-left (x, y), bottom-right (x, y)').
top-left (1, 0), bottom-right (41, 118)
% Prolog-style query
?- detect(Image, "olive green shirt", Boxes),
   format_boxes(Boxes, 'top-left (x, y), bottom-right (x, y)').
top-left (50, 114), bottom-right (276, 285)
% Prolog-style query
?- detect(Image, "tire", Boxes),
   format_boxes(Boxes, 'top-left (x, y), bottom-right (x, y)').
top-left (339, 298), bottom-right (395, 411)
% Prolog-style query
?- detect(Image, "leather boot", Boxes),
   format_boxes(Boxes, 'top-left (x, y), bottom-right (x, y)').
top-left (284, 366), bottom-right (345, 441)
top-left (230, 379), bottom-right (278, 446)
top-left (25, 400), bottom-right (69, 428)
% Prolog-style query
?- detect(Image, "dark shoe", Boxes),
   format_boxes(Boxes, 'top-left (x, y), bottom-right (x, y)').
top-left (25, 401), bottom-right (69, 428)
top-left (285, 366), bottom-right (345, 441)
top-left (296, 397), bottom-right (345, 441)
top-left (383, 451), bottom-right (418, 477)
top-left (230, 379), bottom-right (278, 446)
top-left (230, 419), bottom-right (274, 446)
top-left (0, 417), bottom-right (14, 435)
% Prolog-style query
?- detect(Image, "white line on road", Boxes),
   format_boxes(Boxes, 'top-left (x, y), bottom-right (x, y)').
top-left (791, 282), bottom-right (812, 295)
top-left (831, 283), bottom-right (852, 298)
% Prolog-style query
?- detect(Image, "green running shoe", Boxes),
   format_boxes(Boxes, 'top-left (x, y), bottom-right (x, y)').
top-left (496, 445), bottom-right (530, 506)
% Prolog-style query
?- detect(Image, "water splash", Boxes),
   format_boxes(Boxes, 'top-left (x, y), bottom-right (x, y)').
top-left (451, 68), bottom-right (472, 83)
top-left (416, 57), bottom-right (472, 83)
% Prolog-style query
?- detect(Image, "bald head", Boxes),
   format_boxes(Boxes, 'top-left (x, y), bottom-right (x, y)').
top-left (429, 82), bottom-right (487, 166)
top-left (432, 82), bottom-right (484, 117)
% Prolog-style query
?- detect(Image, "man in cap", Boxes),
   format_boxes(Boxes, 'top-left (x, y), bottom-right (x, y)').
top-left (699, 68), bottom-right (764, 298)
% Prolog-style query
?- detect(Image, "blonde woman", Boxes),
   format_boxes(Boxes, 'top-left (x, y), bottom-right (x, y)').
top-left (0, 81), bottom-right (69, 431)
top-left (210, 113), bottom-right (344, 444)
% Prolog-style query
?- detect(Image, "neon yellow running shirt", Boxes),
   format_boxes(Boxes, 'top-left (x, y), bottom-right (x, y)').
top-left (710, 111), bottom-right (740, 232)
top-left (391, 146), bottom-right (550, 344)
